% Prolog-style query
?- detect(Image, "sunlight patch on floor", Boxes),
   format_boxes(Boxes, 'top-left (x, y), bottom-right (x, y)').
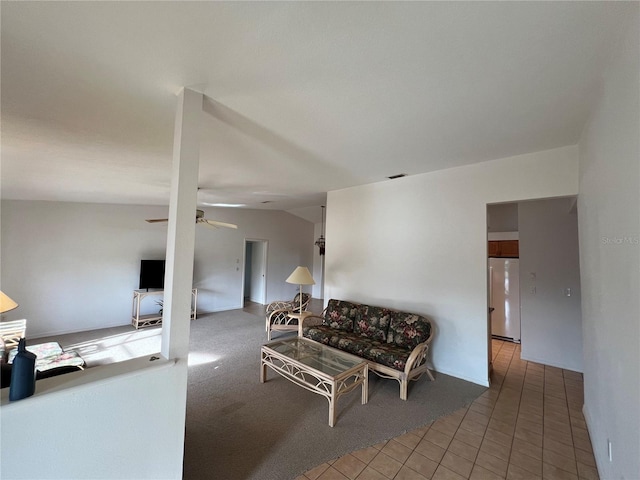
top-left (188, 351), bottom-right (221, 367)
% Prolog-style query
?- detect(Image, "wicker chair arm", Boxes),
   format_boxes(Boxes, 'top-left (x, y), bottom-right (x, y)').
top-left (268, 308), bottom-right (295, 326)
top-left (266, 301), bottom-right (295, 313)
top-left (404, 318), bottom-right (435, 374)
top-left (404, 341), bottom-right (431, 374)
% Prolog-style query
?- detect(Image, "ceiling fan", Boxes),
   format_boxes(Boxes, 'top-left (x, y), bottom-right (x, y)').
top-left (145, 209), bottom-right (238, 229)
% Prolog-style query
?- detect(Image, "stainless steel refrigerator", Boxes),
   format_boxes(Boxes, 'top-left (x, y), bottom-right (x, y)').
top-left (489, 257), bottom-right (521, 342)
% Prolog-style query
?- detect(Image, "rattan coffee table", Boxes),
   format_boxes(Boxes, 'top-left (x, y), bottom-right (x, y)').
top-left (260, 337), bottom-right (368, 427)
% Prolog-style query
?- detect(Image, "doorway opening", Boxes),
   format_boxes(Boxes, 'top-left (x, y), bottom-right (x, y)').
top-left (242, 239), bottom-right (268, 306)
top-left (486, 202), bottom-right (520, 377)
top-left (487, 202), bottom-right (521, 344)
top-left (486, 197), bottom-right (583, 379)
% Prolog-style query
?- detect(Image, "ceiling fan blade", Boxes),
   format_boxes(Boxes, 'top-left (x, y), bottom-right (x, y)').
top-left (145, 218), bottom-right (169, 223)
top-left (199, 219), bottom-right (238, 229)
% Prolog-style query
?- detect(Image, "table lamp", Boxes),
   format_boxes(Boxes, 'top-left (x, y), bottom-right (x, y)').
top-left (285, 266), bottom-right (315, 314)
top-left (0, 291), bottom-right (19, 314)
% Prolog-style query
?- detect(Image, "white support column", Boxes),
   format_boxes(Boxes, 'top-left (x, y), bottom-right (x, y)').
top-left (161, 87), bottom-right (202, 360)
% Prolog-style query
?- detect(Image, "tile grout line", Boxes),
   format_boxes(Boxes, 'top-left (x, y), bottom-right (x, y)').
top-left (563, 368), bottom-right (581, 479)
top-left (391, 340), bottom-right (506, 480)
top-left (462, 339), bottom-right (515, 478)
top-left (543, 364), bottom-right (549, 478)
top-left (302, 340), bottom-right (596, 480)
top-left (503, 343), bottom-right (525, 480)
top-left (543, 363), bottom-right (579, 479)
top-left (378, 354), bottom-right (487, 479)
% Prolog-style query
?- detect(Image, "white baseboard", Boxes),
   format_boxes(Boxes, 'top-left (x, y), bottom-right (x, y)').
top-left (32, 305), bottom-right (248, 339)
top-left (197, 305), bottom-right (244, 315)
top-left (582, 403), bottom-right (607, 477)
top-left (435, 366), bottom-right (490, 388)
top-left (33, 320), bottom-right (132, 340)
top-left (520, 353), bottom-right (583, 373)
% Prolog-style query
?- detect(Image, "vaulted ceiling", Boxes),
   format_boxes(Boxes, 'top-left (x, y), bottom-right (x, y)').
top-left (1, 2), bottom-right (632, 222)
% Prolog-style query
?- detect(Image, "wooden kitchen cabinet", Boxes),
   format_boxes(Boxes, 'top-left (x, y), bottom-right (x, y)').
top-left (488, 241), bottom-right (500, 257)
top-left (488, 240), bottom-right (519, 258)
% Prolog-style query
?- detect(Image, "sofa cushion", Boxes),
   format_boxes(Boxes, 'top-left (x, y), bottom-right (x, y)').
top-left (303, 325), bottom-right (340, 346)
top-left (363, 343), bottom-right (412, 372)
top-left (303, 325), bottom-right (367, 354)
top-left (303, 328), bottom-right (373, 358)
top-left (302, 326), bottom-right (410, 372)
top-left (323, 299), bottom-right (358, 332)
top-left (333, 331), bottom-right (375, 358)
top-left (387, 313), bottom-right (432, 350)
top-left (354, 305), bottom-right (391, 342)
top-left (304, 325), bottom-right (372, 359)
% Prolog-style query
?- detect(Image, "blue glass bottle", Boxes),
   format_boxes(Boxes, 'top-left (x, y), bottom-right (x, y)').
top-left (9, 338), bottom-right (36, 401)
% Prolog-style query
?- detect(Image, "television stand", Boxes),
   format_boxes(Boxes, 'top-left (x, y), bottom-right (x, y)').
top-left (132, 289), bottom-right (197, 329)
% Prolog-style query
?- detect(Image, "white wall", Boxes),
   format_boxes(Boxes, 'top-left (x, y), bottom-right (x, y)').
top-left (194, 208), bottom-right (314, 310)
top-left (1, 357), bottom-right (188, 479)
top-left (518, 198), bottom-right (582, 372)
top-left (325, 145), bottom-right (579, 386)
top-left (1, 200), bottom-right (314, 337)
top-left (577, 11), bottom-right (640, 480)
top-left (487, 203), bottom-right (518, 232)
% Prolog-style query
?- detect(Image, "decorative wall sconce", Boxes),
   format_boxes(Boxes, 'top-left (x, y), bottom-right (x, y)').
top-left (314, 206), bottom-right (326, 255)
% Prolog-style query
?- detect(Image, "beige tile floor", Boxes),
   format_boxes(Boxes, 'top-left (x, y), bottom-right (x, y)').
top-left (296, 339), bottom-right (599, 480)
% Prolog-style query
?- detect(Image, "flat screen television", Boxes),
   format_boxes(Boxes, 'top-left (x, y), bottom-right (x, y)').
top-left (139, 260), bottom-right (165, 290)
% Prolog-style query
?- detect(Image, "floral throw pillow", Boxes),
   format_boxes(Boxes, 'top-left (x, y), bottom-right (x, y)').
top-left (354, 305), bottom-right (391, 342)
top-left (323, 299), bottom-right (358, 332)
top-left (387, 312), bottom-right (432, 350)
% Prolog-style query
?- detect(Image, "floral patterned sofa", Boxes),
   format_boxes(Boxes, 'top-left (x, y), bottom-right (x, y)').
top-left (300, 299), bottom-right (435, 400)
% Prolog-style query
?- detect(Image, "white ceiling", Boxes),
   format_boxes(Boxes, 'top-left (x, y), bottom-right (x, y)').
top-left (1, 2), bottom-right (631, 223)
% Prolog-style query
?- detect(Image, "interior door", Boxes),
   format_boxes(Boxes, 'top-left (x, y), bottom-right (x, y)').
top-left (243, 239), bottom-right (267, 305)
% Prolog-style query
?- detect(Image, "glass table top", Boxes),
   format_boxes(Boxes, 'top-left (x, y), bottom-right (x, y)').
top-left (264, 337), bottom-right (365, 376)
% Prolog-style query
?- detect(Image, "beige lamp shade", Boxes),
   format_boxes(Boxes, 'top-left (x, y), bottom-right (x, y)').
top-left (285, 266), bottom-right (315, 286)
top-left (0, 291), bottom-right (19, 314)
top-left (285, 267), bottom-right (315, 315)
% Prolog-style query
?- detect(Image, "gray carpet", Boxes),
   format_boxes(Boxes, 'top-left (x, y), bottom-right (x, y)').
top-left (182, 310), bottom-right (486, 480)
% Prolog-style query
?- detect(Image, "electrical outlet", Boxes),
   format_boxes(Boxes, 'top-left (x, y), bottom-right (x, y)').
top-left (565, 288), bottom-right (572, 297)
top-left (607, 439), bottom-right (613, 462)
top-left (530, 286), bottom-right (536, 294)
